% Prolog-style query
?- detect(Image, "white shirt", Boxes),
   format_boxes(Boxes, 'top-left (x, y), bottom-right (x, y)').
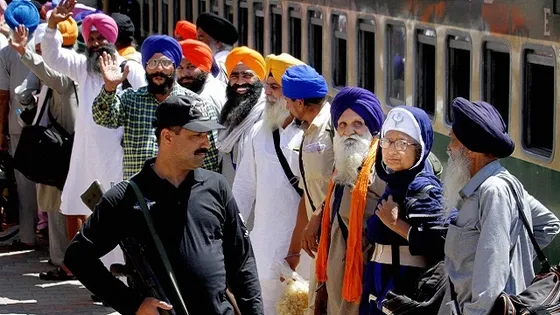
top-left (200, 76), bottom-right (226, 113)
top-left (232, 120), bottom-right (311, 314)
top-left (214, 50), bottom-right (229, 84)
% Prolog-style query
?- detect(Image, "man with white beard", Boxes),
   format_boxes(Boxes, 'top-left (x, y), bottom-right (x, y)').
top-left (314, 87), bottom-right (386, 315)
top-left (232, 53), bottom-right (306, 315)
top-left (41, 0), bottom-right (145, 286)
top-left (437, 97), bottom-right (560, 315)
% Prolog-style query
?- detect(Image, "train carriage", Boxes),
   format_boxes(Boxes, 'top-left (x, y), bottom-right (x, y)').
top-left (110, 0), bottom-right (560, 261)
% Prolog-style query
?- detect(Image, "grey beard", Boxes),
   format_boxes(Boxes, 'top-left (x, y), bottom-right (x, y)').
top-left (333, 131), bottom-right (373, 186)
top-left (86, 44), bottom-right (117, 76)
top-left (442, 148), bottom-right (472, 219)
top-left (263, 97), bottom-right (290, 131)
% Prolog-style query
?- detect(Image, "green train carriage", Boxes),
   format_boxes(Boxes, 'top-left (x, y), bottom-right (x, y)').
top-left (113, 0), bottom-right (560, 262)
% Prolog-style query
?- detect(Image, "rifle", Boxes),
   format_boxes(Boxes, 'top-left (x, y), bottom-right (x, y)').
top-left (80, 180), bottom-right (184, 315)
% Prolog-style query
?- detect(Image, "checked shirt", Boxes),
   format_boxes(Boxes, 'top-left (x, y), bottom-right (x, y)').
top-left (92, 84), bottom-right (217, 179)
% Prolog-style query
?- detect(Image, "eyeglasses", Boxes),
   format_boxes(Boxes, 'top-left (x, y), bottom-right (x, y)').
top-left (146, 59), bottom-right (174, 69)
top-left (229, 71), bottom-right (255, 80)
top-left (379, 138), bottom-right (417, 151)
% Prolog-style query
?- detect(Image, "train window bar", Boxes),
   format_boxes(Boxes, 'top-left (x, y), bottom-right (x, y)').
top-left (254, 1), bottom-right (265, 55)
top-left (308, 9), bottom-right (324, 74)
top-left (358, 18), bottom-right (375, 93)
top-left (332, 13), bottom-right (347, 88)
top-left (238, 0), bottom-right (249, 46)
top-left (415, 28), bottom-right (436, 116)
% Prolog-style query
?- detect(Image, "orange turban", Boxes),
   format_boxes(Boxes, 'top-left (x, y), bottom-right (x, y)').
top-left (174, 20), bottom-right (197, 40)
top-left (225, 46), bottom-right (266, 81)
top-left (57, 17), bottom-right (78, 46)
top-left (180, 39), bottom-right (213, 73)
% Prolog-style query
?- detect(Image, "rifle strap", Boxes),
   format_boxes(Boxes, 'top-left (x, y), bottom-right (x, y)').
top-left (128, 180), bottom-right (190, 315)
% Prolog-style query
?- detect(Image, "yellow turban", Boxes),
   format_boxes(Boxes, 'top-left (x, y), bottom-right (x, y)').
top-left (57, 17), bottom-right (78, 46)
top-left (265, 53), bottom-right (304, 84)
top-left (225, 46), bottom-right (266, 81)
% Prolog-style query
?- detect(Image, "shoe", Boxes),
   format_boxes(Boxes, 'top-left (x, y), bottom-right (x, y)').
top-left (39, 268), bottom-right (76, 281)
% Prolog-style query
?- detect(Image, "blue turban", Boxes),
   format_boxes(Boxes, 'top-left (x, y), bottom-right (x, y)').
top-left (74, 9), bottom-right (102, 23)
top-left (452, 97), bottom-right (514, 158)
top-left (331, 87), bottom-right (384, 135)
top-left (5, 0), bottom-right (40, 34)
top-left (282, 64), bottom-right (328, 100)
top-left (141, 35), bottom-right (183, 69)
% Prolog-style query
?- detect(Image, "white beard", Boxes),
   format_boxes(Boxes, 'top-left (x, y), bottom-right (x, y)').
top-left (263, 97), bottom-right (290, 131)
top-left (333, 131), bottom-right (373, 186)
top-left (442, 148), bottom-right (472, 218)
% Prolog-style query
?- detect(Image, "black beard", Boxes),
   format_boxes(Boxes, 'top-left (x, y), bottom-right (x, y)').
top-left (146, 72), bottom-right (176, 95)
top-left (86, 44), bottom-right (117, 75)
top-left (219, 82), bottom-right (263, 128)
top-left (178, 72), bottom-right (207, 94)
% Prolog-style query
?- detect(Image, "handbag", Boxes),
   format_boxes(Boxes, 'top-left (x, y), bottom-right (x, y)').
top-left (13, 88), bottom-right (73, 190)
top-left (488, 176), bottom-right (560, 315)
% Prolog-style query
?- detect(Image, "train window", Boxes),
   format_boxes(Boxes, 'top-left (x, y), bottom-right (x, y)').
top-left (357, 19), bottom-right (375, 92)
top-left (183, 0), bottom-right (193, 21)
top-left (224, 0), bottom-right (233, 23)
top-left (332, 14), bottom-right (347, 88)
top-left (523, 48), bottom-right (555, 157)
top-left (254, 2), bottom-right (265, 55)
top-left (163, 0), bottom-right (169, 33)
top-left (198, 0), bottom-right (206, 16)
top-left (446, 34), bottom-right (471, 122)
top-left (152, 0), bottom-right (159, 34)
top-left (173, 0), bottom-right (180, 31)
top-left (238, 1), bottom-right (249, 46)
top-left (289, 6), bottom-right (302, 59)
top-left (211, 0), bottom-right (219, 15)
top-left (555, 0), bottom-right (560, 14)
top-left (386, 23), bottom-right (406, 105)
top-left (415, 29), bottom-right (436, 116)
top-left (308, 10), bottom-right (323, 74)
top-left (482, 41), bottom-right (510, 130)
top-left (270, 3), bottom-right (283, 55)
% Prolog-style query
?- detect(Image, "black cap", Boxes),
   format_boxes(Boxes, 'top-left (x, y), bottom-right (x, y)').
top-left (111, 13), bottom-right (135, 42)
top-left (196, 12), bottom-right (238, 45)
top-left (154, 95), bottom-right (224, 132)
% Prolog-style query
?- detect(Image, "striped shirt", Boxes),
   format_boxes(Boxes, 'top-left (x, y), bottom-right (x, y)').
top-left (92, 84), bottom-right (217, 178)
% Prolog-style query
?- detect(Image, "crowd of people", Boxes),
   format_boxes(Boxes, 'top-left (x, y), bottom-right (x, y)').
top-left (0, 0), bottom-right (559, 315)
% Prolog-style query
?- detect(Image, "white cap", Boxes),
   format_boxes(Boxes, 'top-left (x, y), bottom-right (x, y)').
top-left (381, 107), bottom-right (425, 168)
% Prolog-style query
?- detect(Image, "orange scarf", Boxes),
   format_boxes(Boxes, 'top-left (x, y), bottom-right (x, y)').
top-left (118, 46), bottom-right (137, 59)
top-left (315, 138), bottom-right (379, 303)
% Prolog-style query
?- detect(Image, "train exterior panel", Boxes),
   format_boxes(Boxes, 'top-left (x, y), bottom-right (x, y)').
top-left (119, 0), bottom-right (560, 261)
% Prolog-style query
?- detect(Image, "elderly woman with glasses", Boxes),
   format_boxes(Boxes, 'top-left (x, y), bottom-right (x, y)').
top-left (360, 106), bottom-right (449, 315)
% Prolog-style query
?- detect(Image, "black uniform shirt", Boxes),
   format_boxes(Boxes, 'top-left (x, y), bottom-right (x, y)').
top-left (65, 158), bottom-right (263, 315)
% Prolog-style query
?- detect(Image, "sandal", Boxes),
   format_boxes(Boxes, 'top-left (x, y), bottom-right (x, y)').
top-left (39, 267), bottom-right (76, 281)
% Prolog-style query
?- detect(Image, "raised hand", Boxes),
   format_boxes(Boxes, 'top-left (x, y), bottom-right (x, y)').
top-left (47, 0), bottom-right (76, 28)
top-left (99, 52), bottom-right (129, 92)
top-left (8, 25), bottom-right (29, 56)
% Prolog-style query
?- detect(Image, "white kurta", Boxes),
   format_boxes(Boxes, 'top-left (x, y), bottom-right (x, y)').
top-left (214, 50), bottom-right (229, 84)
top-left (200, 76), bottom-right (226, 113)
top-left (233, 121), bottom-right (311, 315)
top-left (41, 27), bottom-right (146, 268)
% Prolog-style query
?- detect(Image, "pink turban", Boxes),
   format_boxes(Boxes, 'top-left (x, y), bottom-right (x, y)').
top-left (81, 13), bottom-right (118, 44)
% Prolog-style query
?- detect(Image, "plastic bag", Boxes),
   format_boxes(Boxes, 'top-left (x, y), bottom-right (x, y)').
top-left (273, 260), bottom-right (310, 315)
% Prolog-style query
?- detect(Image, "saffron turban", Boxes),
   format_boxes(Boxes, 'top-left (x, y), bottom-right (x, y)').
top-left (265, 53), bottom-right (304, 84)
top-left (174, 20), bottom-right (197, 40)
top-left (451, 97), bottom-right (515, 158)
top-left (225, 46), bottom-right (266, 80)
top-left (111, 12), bottom-right (134, 43)
top-left (282, 64), bottom-right (328, 100)
top-left (180, 39), bottom-right (213, 73)
top-left (81, 13), bottom-right (118, 44)
top-left (5, 0), bottom-right (40, 33)
top-left (141, 35), bottom-right (183, 68)
top-left (57, 17), bottom-right (78, 46)
top-left (196, 12), bottom-right (238, 45)
top-left (331, 87), bottom-right (384, 136)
